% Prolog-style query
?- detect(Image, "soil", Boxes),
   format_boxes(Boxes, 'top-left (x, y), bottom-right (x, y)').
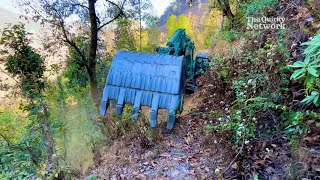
top-left (86, 118), bottom-right (224, 179)
top-left (86, 91), bottom-right (232, 179)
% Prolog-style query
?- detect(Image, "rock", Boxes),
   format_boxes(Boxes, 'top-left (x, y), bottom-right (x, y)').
top-left (265, 166), bottom-right (275, 174)
top-left (111, 175), bottom-right (117, 180)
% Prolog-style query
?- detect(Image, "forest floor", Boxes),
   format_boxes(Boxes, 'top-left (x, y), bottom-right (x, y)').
top-left (86, 87), bottom-right (320, 179)
top-left (86, 120), bottom-right (224, 179)
top-left (86, 92), bottom-right (235, 179)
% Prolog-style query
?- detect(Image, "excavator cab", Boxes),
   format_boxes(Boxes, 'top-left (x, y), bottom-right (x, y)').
top-left (194, 53), bottom-right (211, 80)
top-left (100, 29), bottom-right (209, 130)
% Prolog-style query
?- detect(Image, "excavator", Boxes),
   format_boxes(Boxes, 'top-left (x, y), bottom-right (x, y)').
top-left (100, 28), bottom-right (210, 130)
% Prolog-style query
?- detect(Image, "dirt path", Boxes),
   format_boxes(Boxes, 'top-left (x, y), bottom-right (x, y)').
top-left (131, 116), bottom-right (218, 179)
top-left (86, 93), bottom-right (232, 179)
top-left (87, 117), bottom-right (220, 179)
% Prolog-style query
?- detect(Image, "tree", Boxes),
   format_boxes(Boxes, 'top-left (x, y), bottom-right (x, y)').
top-left (176, 15), bottom-right (194, 37)
top-left (145, 14), bottom-right (160, 28)
top-left (210, 0), bottom-right (235, 23)
top-left (166, 14), bottom-right (177, 38)
top-left (19, 0), bottom-right (131, 107)
top-left (166, 14), bottom-right (193, 39)
top-left (187, 0), bottom-right (236, 29)
top-left (202, 9), bottom-right (222, 47)
top-left (145, 27), bottom-right (161, 53)
top-left (114, 18), bottom-right (138, 51)
top-left (0, 23), bottom-right (56, 178)
top-left (125, 0), bottom-right (151, 51)
top-left (64, 36), bottom-right (90, 90)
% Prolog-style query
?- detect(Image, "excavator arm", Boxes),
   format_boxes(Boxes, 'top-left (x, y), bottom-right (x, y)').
top-left (156, 29), bottom-right (196, 89)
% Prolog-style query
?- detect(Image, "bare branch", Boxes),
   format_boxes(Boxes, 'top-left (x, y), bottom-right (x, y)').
top-left (105, 0), bottom-right (124, 13)
top-left (0, 132), bottom-right (11, 146)
top-left (57, 19), bottom-right (88, 69)
top-left (71, 3), bottom-right (89, 10)
top-left (98, 0), bottom-right (127, 31)
top-left (0, 67), bottom-right (19, 83)
top-left (97, 13), bottom-right (121, 31)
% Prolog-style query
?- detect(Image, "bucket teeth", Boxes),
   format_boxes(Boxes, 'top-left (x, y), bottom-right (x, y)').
top-left (167, 113), bottom-right (176, 130)
top-left (132, 91), bottom-right (142, 122)
top-left (132, 107), bottom-right (139, 122)
top-left (100, 86), bottom-right (110, 116)
top-left (115, 88), bottom-right (126, 115)
top-left (149, 93), bottom-right (160, 128)
top-left (100, 101), bottom-right (108, 116)
top-left (150, 110), bottom-right (157, 128)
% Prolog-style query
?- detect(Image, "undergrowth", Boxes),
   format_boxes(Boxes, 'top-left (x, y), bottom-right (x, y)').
top-left (201, 0), bottom-right (320, 178)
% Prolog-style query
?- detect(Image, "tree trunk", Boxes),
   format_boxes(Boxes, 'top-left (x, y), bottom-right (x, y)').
top-left (139, 0), bottom-right (142, 51)
top-left (217, 0), bottom-right (234, 30)
top-left (43, 105), bottom-right (54, 168)
top-left (88, 0), bottom-right (100, 108)
top-left (224, 2), bottom-right (234, 22)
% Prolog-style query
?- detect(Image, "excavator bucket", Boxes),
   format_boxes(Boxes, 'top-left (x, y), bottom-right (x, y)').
top-left (100, 51), bottom-right (186, 129)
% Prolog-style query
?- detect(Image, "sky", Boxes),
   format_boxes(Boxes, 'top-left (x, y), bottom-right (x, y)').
top-left (0, 0), bottom-right (20, 13)
top-left (0, 0), bottom-right (175, 17)
top-left (151, 0), bottom-right (174, 16)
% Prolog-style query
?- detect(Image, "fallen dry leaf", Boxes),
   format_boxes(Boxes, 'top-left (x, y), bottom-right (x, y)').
top-left (173, 157), bottom-right (183, 161)
top-left (189, 169), bottom-right (196, 176)
top-left (254, 159), bottom-right (266, 168)
top-left (231, 162), bottom-right (238, 169)
top-left (190, 162), bottom-right (200, 167)
top-left (271, 144), bottom-right (277, 148)
top-left (150, 161), bottom-right (158, 167)
top-left (189, 157), bottom-right (198, 162)
top-left (204, 166), bottom-right (210, 172)
top-left (160, 152), bottom-right (171, 158)
top-left (166, 140), bottom-right (175, 147)
top-left (184, 136), bottom-right (193, 145)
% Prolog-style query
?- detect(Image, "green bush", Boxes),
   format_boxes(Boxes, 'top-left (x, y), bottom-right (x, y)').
top-left (288, 34), bottom-right (320, 106)
top-left (241, 0), bottom-right (277, 15)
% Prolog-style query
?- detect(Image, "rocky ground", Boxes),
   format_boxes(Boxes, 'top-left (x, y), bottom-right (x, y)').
top-left (85, 92), bottom-right (236, 179)
top-left (86, 92), bottom-right (320, 180)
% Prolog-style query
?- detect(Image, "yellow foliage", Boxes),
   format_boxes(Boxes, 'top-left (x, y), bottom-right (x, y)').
top-left (0, 104), bottom-right (29, 144)
top-left (166, 14), bottom-right (194, 40)
top-left (202, 9), bottom-right (222, 47)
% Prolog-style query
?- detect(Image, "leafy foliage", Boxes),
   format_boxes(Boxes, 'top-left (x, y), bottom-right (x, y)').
top-left (0, 23), bottom-right (45, 98)
top-left (289, 34), bottom-right (320, 106)
top-left (64, 36), bottom-right (90, 89)
top-left (1, 0), bottom-right (319, 179)
top-left (166, 14), bottom-right (194, 40)
top-left (114, 19), bottom-right (138, 51)
top-left (241, 0), bottom-right (277, 15)
top-left (0, 23), bottom-right (56, 178)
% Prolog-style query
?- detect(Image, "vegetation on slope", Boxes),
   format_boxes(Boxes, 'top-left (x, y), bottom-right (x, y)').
top-left (0, 0), bottom-right (320, 179)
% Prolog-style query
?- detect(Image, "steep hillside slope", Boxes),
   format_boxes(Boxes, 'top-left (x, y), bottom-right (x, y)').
top-left (0, 8), bottom-right (42, 35)
top-left (0, 8), bottom-right (61, 102)
top-left (157, 0), bottom-right (209, 31)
